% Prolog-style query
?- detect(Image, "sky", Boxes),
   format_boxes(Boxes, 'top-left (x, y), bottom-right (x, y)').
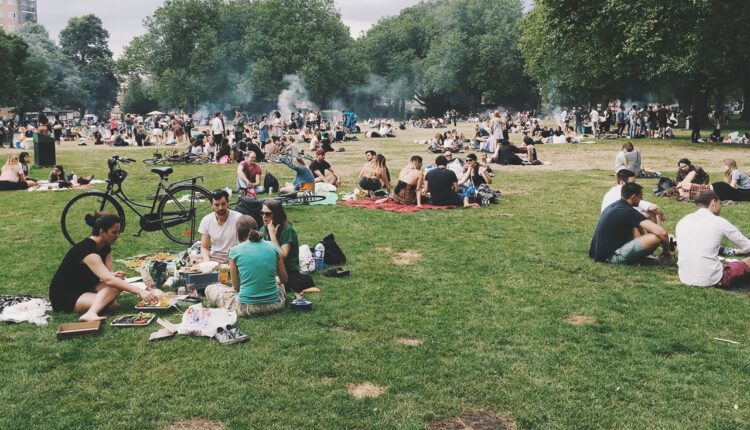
top-left (36, 0), bottom-right (424, 58)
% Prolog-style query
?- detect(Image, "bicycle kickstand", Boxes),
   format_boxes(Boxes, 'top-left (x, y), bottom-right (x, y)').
top-left (132, 229), bottom-right (143, 238)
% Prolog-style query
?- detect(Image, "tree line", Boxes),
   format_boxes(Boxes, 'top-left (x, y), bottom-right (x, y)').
top-left (1, 0), bottom-right (748, 120)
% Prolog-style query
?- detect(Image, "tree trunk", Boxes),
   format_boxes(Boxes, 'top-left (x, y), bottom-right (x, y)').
top-left (741, 81), bottom-right (750, 120)
top-left (690, 80), bottom-right (709, 126)
top-left (714, 85), bottom-right (725, 125)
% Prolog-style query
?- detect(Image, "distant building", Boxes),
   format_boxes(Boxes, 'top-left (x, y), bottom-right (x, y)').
top-left (0, 0), bottom-right (37, 33)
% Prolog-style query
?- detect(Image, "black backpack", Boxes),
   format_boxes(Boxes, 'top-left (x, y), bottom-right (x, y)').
top-left (320, 234), bottom-right (346, 265)
top-left (263, 172), bottom-right (279, 193)
top-left (235, 197), bottom-right (263, 226)
top-left (654, 177), bottom-right (676, 196)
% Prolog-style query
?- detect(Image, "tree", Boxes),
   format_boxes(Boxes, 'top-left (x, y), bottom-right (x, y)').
top-left (0, 29), bottom-right (42, 109)
top-left (60, 15), bottom-right (119, 116)
top-left (121, 76), bottom-right (159, 115)
top-left (15, 24), bottom-right (83, 112)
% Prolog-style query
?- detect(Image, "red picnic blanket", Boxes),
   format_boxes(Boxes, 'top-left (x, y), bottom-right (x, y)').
top-left (341, 198), bottom-right (457, 213)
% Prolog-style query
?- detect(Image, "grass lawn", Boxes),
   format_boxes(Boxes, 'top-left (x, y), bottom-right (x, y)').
top-left (1, 124), bottom-right (749, 429)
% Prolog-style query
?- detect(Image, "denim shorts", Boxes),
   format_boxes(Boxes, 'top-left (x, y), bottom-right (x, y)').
top-left (607, 238), bottom-right (647, 264)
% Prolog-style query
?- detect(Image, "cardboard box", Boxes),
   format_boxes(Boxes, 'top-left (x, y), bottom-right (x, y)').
top-left (56, 321), bottom-right (102, 340)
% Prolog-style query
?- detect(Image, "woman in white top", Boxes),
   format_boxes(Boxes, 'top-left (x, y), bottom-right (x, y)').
top-left (712, 158), bottom-right (750, 202)
top-left (0, 155), bottom-right (32, 191)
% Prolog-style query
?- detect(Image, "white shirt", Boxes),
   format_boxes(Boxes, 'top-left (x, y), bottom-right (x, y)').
top-left (446, 159), bottom-right (464, 179)
top-left (601, 185), bottom-right (653, 213)
top-left (211, 117), bottom-right (224, 135)
top-left (589, 109), bottom-right (599, 123)
top-left (198, 210), bottom-right (242, 263)
top-left (676, 208), bottom-right (750, 287)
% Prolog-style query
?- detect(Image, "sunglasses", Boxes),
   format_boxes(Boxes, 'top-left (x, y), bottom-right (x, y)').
top-left (261, 211), bottom-right (273, 217)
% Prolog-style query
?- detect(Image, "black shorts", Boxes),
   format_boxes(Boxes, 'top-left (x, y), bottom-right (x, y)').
top-left (0, 181), bottom-right (29, 191)
top-left (50, 284), bottom-right (97, 312)
top-left (359, 177), bottom-right (382, 191)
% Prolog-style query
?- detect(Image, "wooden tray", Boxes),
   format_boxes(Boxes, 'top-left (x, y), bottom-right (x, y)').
top-left (56, 321), bottom-right (102, 340)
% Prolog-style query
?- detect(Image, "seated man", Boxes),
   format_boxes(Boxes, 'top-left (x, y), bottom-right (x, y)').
top-left (589, 183), bottom-right (671, 264)
top-left (493, 139), bottom-right (537, 165)
top-left (602, 169), bottom-right (665, 224)
top-left (278, 155), bottom-right (316, 194)
top-left (676, 190), bottom-right (750, 287)
top-left (196, 190), bottom-right (242, 264)
top-left (309, 149), bottom-right (340, 187)
top-left (49, 213), bottom-right (162, 322)
top-left (424, 155), bottom-right (479, 209)
top-left (444, 151), bottom-right (464, 178)
top-left (236, 152), bottom-right (264, 195)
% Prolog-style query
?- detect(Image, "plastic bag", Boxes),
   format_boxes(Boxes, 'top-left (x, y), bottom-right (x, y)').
top-left (299, 244), bottom-right (315, 274)
top-left (315, 182), bottom-right (337, 193)
top-left (0, 299), bottom-right (50, 326)
top-left (176, 304), bottom-right (237, 337)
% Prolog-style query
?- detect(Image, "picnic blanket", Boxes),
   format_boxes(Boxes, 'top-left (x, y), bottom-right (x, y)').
top-left (27, 179), bottom-right (105, 192)
top-left (342, 198), bottom-right (457, 213)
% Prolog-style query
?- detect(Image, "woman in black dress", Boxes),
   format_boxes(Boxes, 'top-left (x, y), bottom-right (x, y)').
top-left (49, 213), bottom-right (163, 322)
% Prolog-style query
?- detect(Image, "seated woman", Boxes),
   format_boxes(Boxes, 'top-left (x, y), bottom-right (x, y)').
top-left (278, 156), bottom-right (315, 194)
top-left (670, 158), bottom-right (711, 201)
top-left (0, 155), bottom-right (32, 191)
top-left (358, 154), bottom-right (391, 196)
top-left (493, 139), bottom-right (537, 165)
top-left (49, 213), bottom-right (163, 322)
top-left (377, 155), bottom-right (424, 206)
top-left (260, 199), bottom-right (314, 293)
top-left (205, 215), bottom-right (288, 316)
top-left (17, 152), bottom-right (37, 186)
top-left (458, 153), bottom-right (492, 191)
top-left (713, 158), bottom-right (750, 202)
top-left (614, 142), bottom-right (660, 177)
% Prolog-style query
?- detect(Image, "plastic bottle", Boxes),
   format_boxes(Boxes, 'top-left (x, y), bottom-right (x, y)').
top-left (314, 242), bottom-right (325, 260)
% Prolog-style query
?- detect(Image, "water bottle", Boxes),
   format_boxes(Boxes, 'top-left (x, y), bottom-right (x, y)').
top-left (314, 242), bottom-right (325, 270)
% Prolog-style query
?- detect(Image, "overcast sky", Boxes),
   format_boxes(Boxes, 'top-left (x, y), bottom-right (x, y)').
top-left (37, 0), bottom-right (424, 58)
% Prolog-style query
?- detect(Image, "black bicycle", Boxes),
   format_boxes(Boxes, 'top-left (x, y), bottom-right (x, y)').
top-left (61, 155), bottom-right (213, 246)
top-left (143, 150), bottom-right (208, 166)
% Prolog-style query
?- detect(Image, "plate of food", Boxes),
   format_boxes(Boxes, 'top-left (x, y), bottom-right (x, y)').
top-left (135, 296), bottom-right (176, 310)
top-left (111, 312), bottom-right (156, 327)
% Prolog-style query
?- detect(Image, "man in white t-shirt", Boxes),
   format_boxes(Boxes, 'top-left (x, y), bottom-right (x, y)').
top-left (211, 112), bottom-right (224, 148)
top-left (601, 169), bottom-right (665, 224)
top-left (197, 189), bottom-right (241, 264)
top-left (589, 107), bottom-right (600, 135)
top-left (676, 191), bottom-right (750, 287)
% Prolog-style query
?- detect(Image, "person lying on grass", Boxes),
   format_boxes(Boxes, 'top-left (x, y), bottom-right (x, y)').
top-left (49, 213), bottom-right (164, 322)
top-left (376, 155), bottom-right (425, 206)
top-left (205, 215), bottom-right (288, 317)
top-left (425, 155), bottom-right (479, 209)
top-left (589, 182), bottom-right (672, 264)
top-left (492, 139), bottom-right (538, 166)
top-left (260, 199), bottom-right (313, 293)
top-left (278, 155), bottom-right (316, 195)
top-left (602, 169), bottom-right (665, 224)
top-left (676, 190), bottom-right (750, 287)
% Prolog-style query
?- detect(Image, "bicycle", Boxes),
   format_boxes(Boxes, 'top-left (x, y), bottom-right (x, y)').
top-left (61, 155), bottom-right (213, 246)
top-left (144, 150), bottom-right (209, 166)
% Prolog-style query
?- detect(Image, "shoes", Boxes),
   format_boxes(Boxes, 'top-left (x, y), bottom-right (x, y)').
top-left (214, 324), bottom-right (249, 345)
top-left (322, 267), bottom-right (350, 278)
top-left (668, 235), bottom-right (677, 253)
top-left (719, 246), bottom-right (737, 257)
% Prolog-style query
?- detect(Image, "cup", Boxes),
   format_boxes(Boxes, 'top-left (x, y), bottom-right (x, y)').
top-left (186, 283), bottom-right (197, 297)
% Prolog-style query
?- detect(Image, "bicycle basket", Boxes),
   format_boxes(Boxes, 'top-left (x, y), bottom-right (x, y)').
top-left (108, 169), bottom-right (128, 184)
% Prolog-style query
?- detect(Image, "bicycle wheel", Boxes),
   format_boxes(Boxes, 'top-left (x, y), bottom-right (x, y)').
top-left (61, 192), bottom-right (126, 246)
top-left (157, 185), bottom-right (212, 245)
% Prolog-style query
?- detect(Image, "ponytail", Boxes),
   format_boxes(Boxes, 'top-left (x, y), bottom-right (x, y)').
top-left (85, 212), bottom-right (121, 236)
top-left (235, 215), bottom-right (260, 242)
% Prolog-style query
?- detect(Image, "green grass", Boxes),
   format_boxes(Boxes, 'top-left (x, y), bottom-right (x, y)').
top-left (1, 125), bottom-right (749, 429)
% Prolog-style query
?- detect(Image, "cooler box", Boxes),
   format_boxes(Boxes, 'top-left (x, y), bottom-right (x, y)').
top-left (182, 272), bottom-right (220, 296)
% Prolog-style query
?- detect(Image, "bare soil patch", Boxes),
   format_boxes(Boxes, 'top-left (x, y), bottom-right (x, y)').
top-left (393, 250), bottom-right (422, 266)
top-left (565, 314), bottom-right (597, 325)
top-left (395, 337), bottom-right (423, 346)
top-left (165, 418), bottom-right (225, 430)
top-left (429, 410), bottom-right (517, 430)
top-left (347, 382), bottom-right (386, 399)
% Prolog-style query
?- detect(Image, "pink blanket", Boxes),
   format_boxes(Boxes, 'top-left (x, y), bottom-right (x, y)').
top-left (341, 198), bottom-right (457, 213)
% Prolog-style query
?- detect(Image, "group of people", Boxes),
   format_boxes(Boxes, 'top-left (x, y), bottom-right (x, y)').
top-left (591, 167), bottom-right (750, 289)
top-left (50, 190), bottom-right (312, 321)
top-left (0, 152), bottom-right (91, 191)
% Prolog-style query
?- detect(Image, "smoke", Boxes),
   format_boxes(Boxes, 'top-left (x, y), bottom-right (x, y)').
top-left (277, 75), bottom-right (317, 118)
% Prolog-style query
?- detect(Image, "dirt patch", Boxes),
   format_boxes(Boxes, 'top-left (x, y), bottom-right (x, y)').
top-left (347, 382), bottom-right (386, 399)
top-left (429, 410), bottom-right (516, 430)
top-left (376, 246), bottom-right (393, 253)
top-left (165, 418), bottom-right (225, 430)
top-left (393, 250), bottom-right (422, 266)
top-left (321, 376), bottom-right (336, 384)
top-left (565, 314), bottom-right (597, 325)
top-left (395, 337), bottom-right (423, 346)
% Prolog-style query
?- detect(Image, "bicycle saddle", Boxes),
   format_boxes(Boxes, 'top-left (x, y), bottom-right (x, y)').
top-left (151, 167), bottom-right (173, 179)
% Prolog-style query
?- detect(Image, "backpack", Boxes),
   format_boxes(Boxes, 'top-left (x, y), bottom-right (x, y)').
top-left (320, 234), bottom-right (346, 265)
top-left (476, 184), bottom-right (500, 206)
top-left (263, 172), bottom-right (279, 192)
top-left (235, 196), bottom-right (263, 226)
top-left (653, 177), bottom-right (676, 196)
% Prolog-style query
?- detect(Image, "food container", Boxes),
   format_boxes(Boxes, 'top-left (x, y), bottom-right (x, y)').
top-left (290, 298), bottom-right (313, 312)
top-left (111, 313), bottom-right (156, 327)
top-left (198, 261), bottom-right (219, 273)
top-left (56, 321), bottom-right (102, 340)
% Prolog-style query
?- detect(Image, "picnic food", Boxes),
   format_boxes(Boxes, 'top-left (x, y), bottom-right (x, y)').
top-left (136, 296), bottom-right (172, 309)
top-left (112, 312), bottom-right (155, 326)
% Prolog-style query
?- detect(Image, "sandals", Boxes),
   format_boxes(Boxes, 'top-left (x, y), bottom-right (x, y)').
top-left (214, 324), bottom-right (249, 345)
top-left (322, 267), bottom-right (350, 278)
